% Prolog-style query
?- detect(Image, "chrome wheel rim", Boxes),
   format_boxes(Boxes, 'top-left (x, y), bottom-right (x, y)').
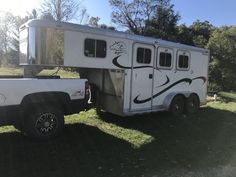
top-left (35, 113), bottom-right (57, 134)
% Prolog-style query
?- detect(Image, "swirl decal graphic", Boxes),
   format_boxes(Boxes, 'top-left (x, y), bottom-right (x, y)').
top-left (133, 77), bottom-right (206, 104)
top-left (157, 75), bottom-right (170, 88)
top-left (112, 55), bottom-right (155, 70)
top-left (192, 76), bottom-right (206, 84)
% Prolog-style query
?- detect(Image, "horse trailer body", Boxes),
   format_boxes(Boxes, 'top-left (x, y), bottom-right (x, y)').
top-left (20, 20), bottom-right (209, 116)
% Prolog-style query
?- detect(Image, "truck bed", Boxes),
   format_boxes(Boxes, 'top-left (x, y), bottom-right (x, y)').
top-left (0, 78), bottom-right (87, 107)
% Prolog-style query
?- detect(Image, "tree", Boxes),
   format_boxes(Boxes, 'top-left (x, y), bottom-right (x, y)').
top-left (189, 20), bottom-right (214, 48)
top-left (0, 12), bottom-right (32, 66)
top-left (109, 0), bottom-right (180, 40)
top-left (87, 16), bottom-right (116, 30)
top-left (144, 0), bottom-right (180, 40)
top-left (0, 12), bottom-right (16, 66)
top-left (88, 16), bottom-right (100, 27)
top-left (79, 9), bottom-right (89, 24)
top-left (207, 26), bottom-right (236, 91)
top-left (176, 20), bottom-right (214, 47)
top-left (176, 24), bottom-right (193, 45)
top-left (32, 9), bottom-right (38, 19)
top-left (40, 0), bottom-right (86, 22)
top-left (109, 0), bottom-right (143, 34)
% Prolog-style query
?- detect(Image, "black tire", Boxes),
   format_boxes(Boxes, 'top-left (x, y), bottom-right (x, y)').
top-left (169, 95), bottom-right (185, 116)
top-left (24, 105), bottom-right (64, 139)
top-left (185, 94), bottom-right (200, 114)
top-left (13, 120), bottom-right (24, 132)
top-left (13, 111), bottom-right (25, 132)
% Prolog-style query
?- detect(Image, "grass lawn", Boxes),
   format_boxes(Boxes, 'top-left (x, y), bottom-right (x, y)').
top-left (0, 67), bottom-right (80, 78)
top-left (218, 91), bottom-right (236, 102)
top-left (0, 67), bottom-right (236, 177)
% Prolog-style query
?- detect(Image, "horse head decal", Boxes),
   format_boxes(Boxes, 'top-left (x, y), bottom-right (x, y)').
top-left (110, 41), bottom-right (127, 55)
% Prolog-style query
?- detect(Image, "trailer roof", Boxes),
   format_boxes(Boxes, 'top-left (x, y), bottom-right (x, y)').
top-left (21, 19), bottom-right (209, 53)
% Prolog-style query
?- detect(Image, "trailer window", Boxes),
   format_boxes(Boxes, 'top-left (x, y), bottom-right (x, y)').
top-left (177, 51), bottom-right (190, 70)
top-left (19, 28), bottom-right (28, 64)
top-left (84, 39), bottom-right (106, 58)
top-left (159, 52), bottom-right (172, 67)
top-left (137, 48), bottom-right (151, 64)
top-left (34, 27), bottom-right (64, 65)
top-left (178, 55), bottom-right (189, 69)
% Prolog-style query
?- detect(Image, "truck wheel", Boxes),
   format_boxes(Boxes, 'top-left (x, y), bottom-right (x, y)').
top-left (169, 95), bottom-right (185, 116)
top-left (185, 94), bottom-right (200, 114)
top-left (24, 106), bottom-right (64, 139)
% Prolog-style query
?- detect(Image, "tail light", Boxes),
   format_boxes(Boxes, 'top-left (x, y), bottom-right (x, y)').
top-left (85, 81), bottom-right (91, 101)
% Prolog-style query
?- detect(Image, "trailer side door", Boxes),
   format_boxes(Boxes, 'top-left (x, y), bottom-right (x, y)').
top-left (130, 43), bottom-right (154, 111)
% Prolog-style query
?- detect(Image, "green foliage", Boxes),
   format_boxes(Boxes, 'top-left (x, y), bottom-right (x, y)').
top-left (177, 20), bottom-right (214, 47)
top-left (144, 0), bottom-right (180, 40)
top-left (207, 26), bottom-right (236, 91)
top-left (176, 24), bottom-right (193, 45)
top-left (189, 20), bottom-right (214, 47)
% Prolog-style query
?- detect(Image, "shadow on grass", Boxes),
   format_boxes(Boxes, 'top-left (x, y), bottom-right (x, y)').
top-left (0, 107), bottom-right (236, 177)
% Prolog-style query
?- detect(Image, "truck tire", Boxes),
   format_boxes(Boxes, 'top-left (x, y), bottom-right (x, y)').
top-left (13, 119), bottom-right (24, 132)
top-left (12, 111), bottom-right (25, 132)
top-left (169, 95), bottom-right (185, 116)
top-left (185, 94), bottom-right (200, 114)
top-left (24, 105), bottom-right (64, 139)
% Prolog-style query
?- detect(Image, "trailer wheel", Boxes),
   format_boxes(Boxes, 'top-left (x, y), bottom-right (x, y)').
top-left (169, 95), bottom-right (185, 116)
top-left (185, 94), bottom-right (200, 114)
top-left (24, 105), bottom-right (64, 139)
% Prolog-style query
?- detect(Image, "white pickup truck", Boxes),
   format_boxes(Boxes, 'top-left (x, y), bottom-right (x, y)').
top-left (0, 76), bottom-right (90, 139)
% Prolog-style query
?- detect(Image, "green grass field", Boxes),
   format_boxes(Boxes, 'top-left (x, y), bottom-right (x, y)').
top-left (0, 67), bottom-right (236, 177)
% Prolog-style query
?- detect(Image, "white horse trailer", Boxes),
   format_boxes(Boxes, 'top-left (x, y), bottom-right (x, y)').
top-left (19, 20), bottom-right (209, 116)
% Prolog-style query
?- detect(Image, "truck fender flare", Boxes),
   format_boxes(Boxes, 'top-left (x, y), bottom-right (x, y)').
top-left (20, 91), bottom-right (71, 111)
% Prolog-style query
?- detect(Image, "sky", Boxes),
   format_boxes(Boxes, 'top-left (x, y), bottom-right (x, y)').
top-left (0, 0), bottom-right (235, 27)
top-left (0, 0), bottom-right (40, 16)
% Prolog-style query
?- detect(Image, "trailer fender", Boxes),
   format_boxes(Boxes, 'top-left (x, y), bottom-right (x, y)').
top-left (163, 92), bottom-right (193, 109)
